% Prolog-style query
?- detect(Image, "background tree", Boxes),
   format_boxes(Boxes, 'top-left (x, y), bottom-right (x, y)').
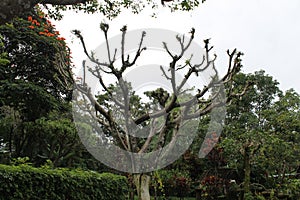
top-left (0, 9), bottom-right (85, 167)
top-left (220, 70), bottom-right (300, 198)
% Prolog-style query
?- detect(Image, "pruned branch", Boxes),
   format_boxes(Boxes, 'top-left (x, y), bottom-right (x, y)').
top-left (120, 29), bottom-right (147, 73)
top-left (74, 25), bottom-right (252, 160)
top-left (72, 30), bottom-right (111, 70)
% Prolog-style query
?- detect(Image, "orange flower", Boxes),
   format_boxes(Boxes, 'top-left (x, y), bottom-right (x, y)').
top-left (57, 37), bottom-right (66, 41)
top-left (28, 25), bottom-right (35, 29)
top-left (39, 32), bottom-right (45, 35)
top-left (28, 16), bottom-right (33, 22)
top-left (47, 33), bottom-right (55, 37)
top-left (54, 31), bottom-right (60, 35)
top-left (44, 29), bottom-right (49, 33)
top-left (32, 20), bottom-right (40, 26)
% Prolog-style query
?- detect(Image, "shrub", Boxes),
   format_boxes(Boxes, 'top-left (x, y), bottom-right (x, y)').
top-left (0, 164), bottom-right (128, 200)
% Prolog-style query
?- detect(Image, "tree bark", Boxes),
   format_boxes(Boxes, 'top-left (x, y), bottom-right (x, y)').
top-left (0, 0), bottom-right (89, 24)
top-left (133, 174), bottom-right (151, 200)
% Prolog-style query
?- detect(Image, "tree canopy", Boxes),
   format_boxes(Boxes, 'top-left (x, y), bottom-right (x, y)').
top-left (0, 9), bottom-right (89, 168)
top-left (0, 0), bottom-right (205, 24)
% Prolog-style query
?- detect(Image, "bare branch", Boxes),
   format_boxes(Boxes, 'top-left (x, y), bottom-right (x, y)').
top-left (120, 25), bottom-right (127, 65)
top-left (73, 25), bottom-right (253, 170)
top-left (139, 118), bottom-right (159, 153)
top-left (100, 23), bottom-right (113, 64)
top-left (120, 30), bottom-right (147, 73)
top-left (163, 42), bottom-right (175, 59)
top-left (72, 30), bottom-right (110, 68)
top-left (160, 66), bottom-right (172, 80)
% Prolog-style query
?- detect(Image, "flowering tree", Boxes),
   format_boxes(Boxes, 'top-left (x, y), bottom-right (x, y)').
top-left (0, 9), bottom-right (79, 166)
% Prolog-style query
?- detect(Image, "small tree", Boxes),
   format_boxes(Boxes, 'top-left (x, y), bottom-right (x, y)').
top-left (72, 23), bottom-right (250, 200)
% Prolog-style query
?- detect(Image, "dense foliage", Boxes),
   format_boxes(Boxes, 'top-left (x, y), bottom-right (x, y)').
top-left (0, 10), bottom-right (102, 169)
top-left (0, 0), bottom-right (207, 24)
top-left (0, 164), bottom-right (128, 200)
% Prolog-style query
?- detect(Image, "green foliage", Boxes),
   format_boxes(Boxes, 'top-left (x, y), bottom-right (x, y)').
top-left (0, 11), bottom-right (73, 102)
top-left (0, 80), bottom-right (59, 121)
top-left (156, 169), bottom-right (192, 198)
top-left (151, 171), bottom-right (167, 200)
top-left (182, 70), bottom-right (300, 199)
top-left (244, 192), bottom-right (255, 200)
top-left (44, 0), bottom-right (205, 20)
top-left (0, 10), bottom-right (83, 168)
top-left (22, 115), bottom-right (84, 167)
top-left (11, 157), bottom-right (32, 166)
top-left (283, 179), bottom-right (300, 199)
top-left (216, 70), bottom-right (300, 198)
top-left (0, 164), bottom-right (128, 200)
top-left (0, 34), bottom-right (9, 69)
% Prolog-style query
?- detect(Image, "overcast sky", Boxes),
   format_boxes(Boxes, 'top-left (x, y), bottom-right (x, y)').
top-left (54, 0), bottom-right (300, 93)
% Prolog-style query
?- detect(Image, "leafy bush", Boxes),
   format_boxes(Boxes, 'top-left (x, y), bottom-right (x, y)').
top-left (157, 169), bottom-right (192, 198)
top-left (0, 164), bottom-right (128, 200)
top-left (282, 178), bottom-right (300, 199)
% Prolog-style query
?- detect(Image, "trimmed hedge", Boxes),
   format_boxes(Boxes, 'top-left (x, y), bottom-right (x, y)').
top-left (0, 164), bottom-right (128, 200)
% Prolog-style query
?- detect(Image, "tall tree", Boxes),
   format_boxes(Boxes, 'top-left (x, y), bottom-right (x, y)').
top-left (220, 71), bottom-right (300, 198)
top-left (73, 23), bottom-right (250, 200)
top-left (0, 9), bottom-right (77, 165)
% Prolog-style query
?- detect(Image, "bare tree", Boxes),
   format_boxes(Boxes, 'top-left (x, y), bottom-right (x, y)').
top-left (72, 24), bottom-right (251, 200)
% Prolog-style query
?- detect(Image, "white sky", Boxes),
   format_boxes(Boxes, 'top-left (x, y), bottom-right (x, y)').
top-left (54, 0), bottom-right (300, 93)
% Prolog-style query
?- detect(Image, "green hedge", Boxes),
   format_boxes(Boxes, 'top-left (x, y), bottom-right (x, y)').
top-left (0, 164), bottom-right (128, 200)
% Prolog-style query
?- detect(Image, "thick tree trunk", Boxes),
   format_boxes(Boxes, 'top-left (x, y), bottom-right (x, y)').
top-left (133, 174), bottom-right (151, 200)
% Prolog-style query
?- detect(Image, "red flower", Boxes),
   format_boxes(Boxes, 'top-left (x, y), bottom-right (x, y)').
top-left (28, 25), bottom-right (35, 29)
top-left (47, 33), bottom-right (55, 37)
top-left (28, 16), bottom-right (33, 22)
top-left (57, 37), bottom-right (66, 41)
